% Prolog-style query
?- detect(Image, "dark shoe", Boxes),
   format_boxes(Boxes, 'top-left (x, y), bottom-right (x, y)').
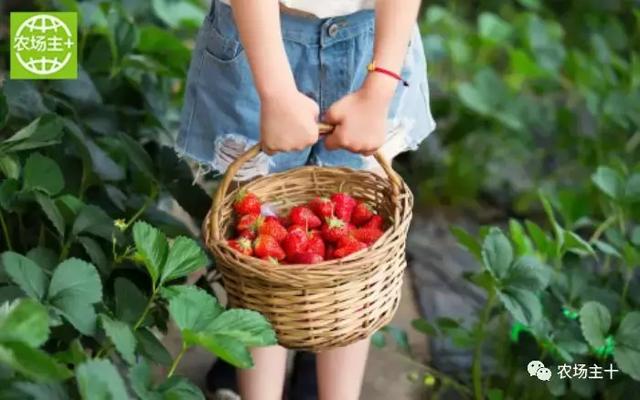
top-left (205, 359), bottom-right (239, 399)
top-left (287, 351), bottom-right (318, 400)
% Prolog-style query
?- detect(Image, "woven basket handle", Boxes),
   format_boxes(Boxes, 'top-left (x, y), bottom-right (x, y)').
top-left (211, 123), bottom-right (402, 240)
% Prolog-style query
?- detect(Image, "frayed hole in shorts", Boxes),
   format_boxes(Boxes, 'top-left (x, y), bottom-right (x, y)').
top-left (212, 134), bottom-right (272, 181)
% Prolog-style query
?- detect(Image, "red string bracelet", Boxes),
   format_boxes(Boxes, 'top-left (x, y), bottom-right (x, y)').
top-left (367, 62), bottom-right (409, 87)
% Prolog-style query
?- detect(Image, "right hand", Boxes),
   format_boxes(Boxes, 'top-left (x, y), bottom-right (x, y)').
top-left (259, 89), bottom-right (320, 155)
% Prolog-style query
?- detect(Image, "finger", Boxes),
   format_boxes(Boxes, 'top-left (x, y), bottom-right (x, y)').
top-left (323, 127), bottom-right (343, 150)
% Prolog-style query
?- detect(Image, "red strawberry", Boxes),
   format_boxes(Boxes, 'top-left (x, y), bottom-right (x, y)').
top-left (289, 206), bottom-right (322, 229)
top-left (352, 228), bottom-right (384, 246)
top-left (234, 191), bottom-right (261, 215)
top-left (237, 229), bottom-right (256, 240)
top-left (293, 252), bottom-right (324, 264)
top-left (334, 236), bottom-right (367, 258)
top-left (227, 238), bottom-right (253, 256)
top-left (331, 193), bottom-right (356, 222)
top-left (308, 196), bottom-right (334, 219)
top-left (351, 202), bottom-right (374, 226)
top-left (237, 213), bottom-right (260, 233)
top-left (321, 217), bottom-right (350, 243)
top-left (254, 235), bottom-right (285, 261)
top-left (282, 229), bottom-right (309, 260)
top-left (325, 244), bottom-right (336, 260)
top-left (288, 224), bottom-right (307, 233)
top-left (363, 215), bottom-right (384, 230)
top-left (257, 216), bottom-right (287, 242)
top-left (306, 230), bottom-right (325, 257)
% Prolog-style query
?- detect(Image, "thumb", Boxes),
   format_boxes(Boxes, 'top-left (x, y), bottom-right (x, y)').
top-left (323, 101), bottom-right (345, 125)
top-left (323, 124), bottom-right (344, 151)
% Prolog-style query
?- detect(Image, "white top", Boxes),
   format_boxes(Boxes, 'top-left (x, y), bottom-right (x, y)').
top-left (220, 0), bottom-right (375, 18)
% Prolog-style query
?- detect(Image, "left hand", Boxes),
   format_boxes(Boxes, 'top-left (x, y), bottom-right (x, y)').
top-left (323, 75), bottom-right (396, 156)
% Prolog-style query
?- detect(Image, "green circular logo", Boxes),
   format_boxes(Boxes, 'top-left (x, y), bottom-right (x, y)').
top-left (14, 14), bottom-right (74, 76)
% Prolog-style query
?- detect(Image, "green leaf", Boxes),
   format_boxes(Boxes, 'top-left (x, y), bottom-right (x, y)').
top-left (0, 179), bottom-right (20, 210)
top-left (136, 328), bottom-right (172, 366)
top-left (114, 278), bottom-right (147, 324)
top-left (205, 309), bottom-right (277, 347)
top-left (579, 302), bottom-right (611, 348)
top-left (75, 359), bottom-right (129, 400)
top-left (497, 288), bottom-right (541, 326)
top-left (118, 132), bottom-right (155, 178)
top-left (371, 331), bottom-right (386, 348)
top-left (509, 219), bottom-right (534, 256)
top-left (631, 226), bottom-right (640, 246)
top-left (1, 115), bottom-right (62, 152)
top-left (538, 191), bottom-right (564, 247)
top-left (48, 259), bottom-right (102, 335)
top-left (157, 377), bottom-right (202, 400)
top-left (99, 314), bottom-right (136, 365)
top-left (451, 226), bottom-right (481, 260)
top-left (478, 12), bottom-right (512, 43)
top-left (77, 236), bottom-right (108, 273)
top-left (26, 247), bottom-right (58, 272)
top-left (1, 252), bottom-right (48, 300)
top-left (160, 237), bottom-right (207, 284)
top-left (133, 221), bottom-right (168, 285)
top-left (0, 90), bottom-right (6, 129)
top-left (592, 167), bottom-right (625, 200)
top-left (129, 359), bottom-right (161, 400)
top-left (0, 155), bottom-right (20, 180)
top-left (411, 319), bottom-right (438, 336)
top-left (22, 153), bottom-right (64, 196)
top-left (35, 193), bottom-right (65, 238)
top-left (625, 173), bottom-right (640, 202)
top-left (167, 286), bottom-right (223, 332)
top-left (0, 341), bottom-right (72, 382)
top-left (157, 376), bottom-right (205, 400)
top-left (151, 0), bottom-right (205, 29)
top-left (183, 331), bottom-right (253, 369)
top-left (614, 312), bottom-right (640, 381)
top-left (503, 255), bottom-right (551, 292)
top-left (54, 339), bottom-right (87, 366)
top-left (71, 205), bottom-right (113, 240)
top-left (10, 382), bottom-right (70, 400)
top-left (0, 299), bottom-right (49, 347)
top-left (481, 228), bottom-right (513, 280)
top-left (593, 240), bottom-right (621, 258)
top-left (563, 231), bottom-right (596, 257)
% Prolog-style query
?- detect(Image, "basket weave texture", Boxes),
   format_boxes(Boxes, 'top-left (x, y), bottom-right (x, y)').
top-left (204, 127), bottom-right (414, 352)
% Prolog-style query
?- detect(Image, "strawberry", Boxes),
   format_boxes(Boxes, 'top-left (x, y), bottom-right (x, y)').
top-left (253, 235), bottom-right (285, 261)
top-left (363, 215), bottom-right (384, 230)
top-left (352, 227), bottom-right (384, 246)
top-left (321, 217), bottom-right (350, 243)
top-left (233, 190), bottom-right (261, 215)
top-left (288, 224), bottom-right (307, 233)
top-left (237, 213), bottom-right (260, 233)
top-left (237, 229), bottom-right (256, 240)
top-left (325, 244), bottom-right (336, 260)
top-left (257, 216), bottom-right (287, 242)
top-left (282, 228), bottom-right (309, 261)
top-left (334, 235), bottom-right (367, 258)
top-left (306, 230), bottom-right (325, 257)
top-left (289, 206), bottom-right (322, 229)
top-left (308, 196), bottom-right (334, 220)
top-left (227, 238), bottom-right (253, 256)
top-left (330, 193), bottom-right (357, 222)
top-left (351, 202), bottom-right (374, 226)
top-left (293, 252), bottom-right (324, 264)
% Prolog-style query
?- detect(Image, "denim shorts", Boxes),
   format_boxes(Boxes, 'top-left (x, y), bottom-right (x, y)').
top-left (177, 0), bottom-right (435, 179)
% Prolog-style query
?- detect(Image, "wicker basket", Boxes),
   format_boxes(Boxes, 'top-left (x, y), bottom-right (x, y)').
top-left (203, 124), bottom-right (413, 352)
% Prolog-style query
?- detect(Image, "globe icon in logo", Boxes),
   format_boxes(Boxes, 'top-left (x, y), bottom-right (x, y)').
top-left (14, 14), bottom-right (74, 76)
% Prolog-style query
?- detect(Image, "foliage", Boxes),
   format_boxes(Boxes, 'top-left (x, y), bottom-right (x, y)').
top-left (406, 0), bottom-right (639, 213)
top-left (0, 0), bottom-right (276, 398)
top-left (377, 170), bottom-right (640, 398)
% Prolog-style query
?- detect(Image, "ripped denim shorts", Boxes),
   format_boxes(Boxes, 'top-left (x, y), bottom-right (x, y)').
top-left (176, 0), bottom-right (436, 179)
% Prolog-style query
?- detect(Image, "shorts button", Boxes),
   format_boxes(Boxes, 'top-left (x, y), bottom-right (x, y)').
top-left (328, 23), bottom-right (339, 37)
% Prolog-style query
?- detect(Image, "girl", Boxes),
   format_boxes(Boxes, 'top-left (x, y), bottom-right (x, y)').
top-left (177, 0), bottom-right (435, 399)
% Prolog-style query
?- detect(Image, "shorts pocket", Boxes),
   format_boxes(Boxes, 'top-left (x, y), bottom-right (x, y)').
top-left (203, 14), bottom-right (244, 63)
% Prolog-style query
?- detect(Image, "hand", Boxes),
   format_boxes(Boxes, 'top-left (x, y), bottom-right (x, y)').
top-left (260, 88), bottom-right (320, 155)
top-left (323, 75), bottom-right (395, 156)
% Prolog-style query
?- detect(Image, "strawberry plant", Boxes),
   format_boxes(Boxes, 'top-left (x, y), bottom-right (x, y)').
top-left (0, 221), bottom-right (276, 399)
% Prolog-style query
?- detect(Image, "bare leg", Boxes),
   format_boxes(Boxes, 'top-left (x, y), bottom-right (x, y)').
top-left (316, 338), bottom-right (370, 400)
top-left (237, 345), bottom-right (288, 400)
